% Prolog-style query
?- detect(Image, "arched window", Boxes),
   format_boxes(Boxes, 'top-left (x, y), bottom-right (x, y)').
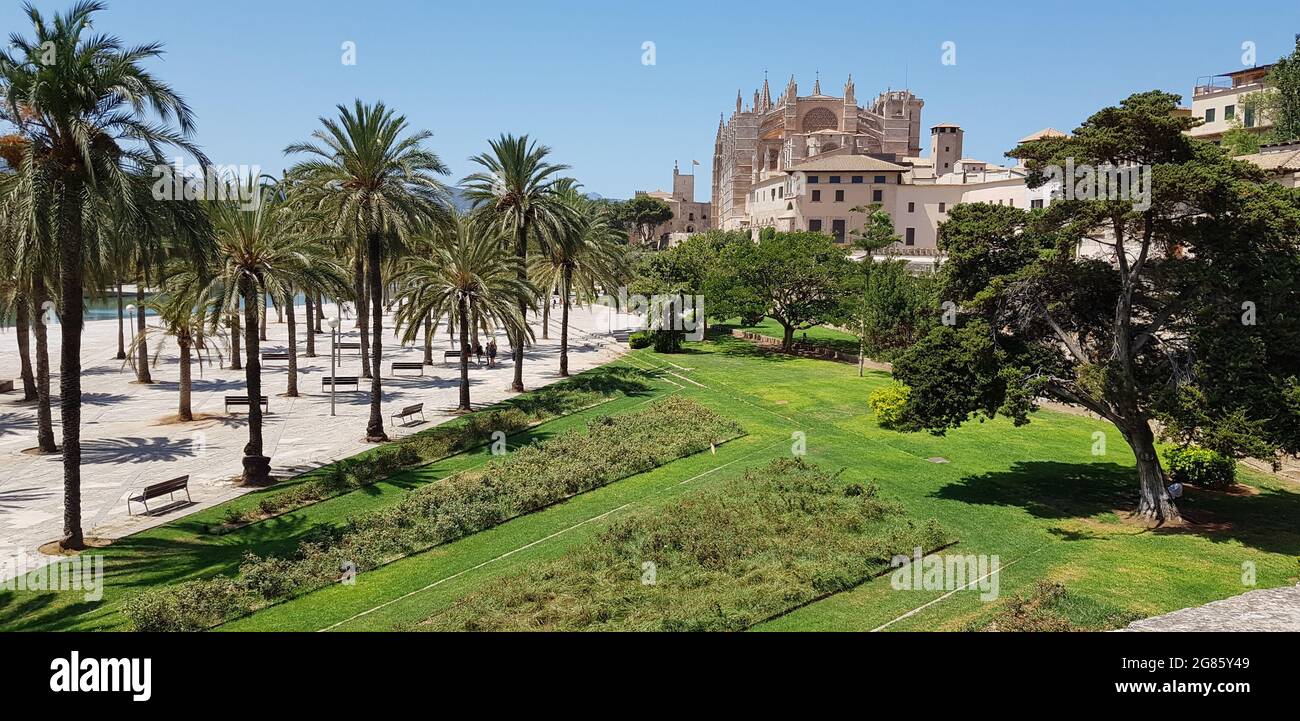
top-left (802, 107), bottom-right (837, 133)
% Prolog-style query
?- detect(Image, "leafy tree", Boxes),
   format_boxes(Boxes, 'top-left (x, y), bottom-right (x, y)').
top-left (835, 259), bottom-right (936, 370)
top-left (849, 203), bottom-right (901, 252)
top-left (1243, 34), bottom-right (1300, 143)
top-left (709, 231), bottom-right (853, 350)
top-left (893, 91), bottom-right (1300, 525)
top-left (617, 195), bottom-right (673, 249)
top-left (1220, 126), bottom-right (1262, 156)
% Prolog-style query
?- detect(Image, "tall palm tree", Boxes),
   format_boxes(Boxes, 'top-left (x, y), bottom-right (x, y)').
top-left (285, 100), bottom-right (451, 442)
top-left (0, 184), bottom-right (37, 403)
top-left (208, 179), bottom-right (338, 484)
top-left (462, 134), bottom-right (571, 393)
top-left (393, 214), bottom-right (533, 411)
top-left (531, 185), bottom-right (629, 376)
top-left (0, 0), bottom-right (204, 549)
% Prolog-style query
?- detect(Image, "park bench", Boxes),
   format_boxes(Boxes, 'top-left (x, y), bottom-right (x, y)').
top-left (0, 379), bottom-right (13, 393)
top-left (392, 361), bottom-right (425, 376)
top-left (391, 402), bottom-right (426, 426)
top-left (126, 475), bottom-right (191, 516)
top-left (443, 349), bottom-right (462, 364)
top-left (261, 351), bottom-right (291, 362)
top-left (225, 395), bottom-right (269, 413)
top-left (321, 375), bottom-right (360, 392)
top-left (337, 342), bottom-right (362, 355)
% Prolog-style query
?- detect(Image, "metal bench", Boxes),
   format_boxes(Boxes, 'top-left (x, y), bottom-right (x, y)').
top-left (0, 379), bottom-right (13, 393)
top-left (261, 352), bottom-right (291, 362)
top-left (443, 349), bottom-right (462, 364)
top-left (391, 402), bottom-right (426, 426)
top-left (127, 475), bottom-right (191, 515)
top-left (225, 395), bottom-right (269, 413)
top-left (321, 375), bottom-right (360, 391)
top-left (392, 362), bottom-right (424, 376)
top-left (337, 342), bottom-right (362, 355)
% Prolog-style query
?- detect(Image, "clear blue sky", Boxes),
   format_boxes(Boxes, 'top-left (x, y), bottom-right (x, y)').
top-left (5, 0), bottom-right (1299, 200)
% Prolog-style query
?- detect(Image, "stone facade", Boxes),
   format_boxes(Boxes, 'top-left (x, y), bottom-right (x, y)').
top-left (633, 161), bottom-right (711, 247)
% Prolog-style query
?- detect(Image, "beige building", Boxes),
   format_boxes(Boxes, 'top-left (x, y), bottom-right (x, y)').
top-left (1187, 65), bottom-right (1273, 143)
top-left (633, 161), bottom-right (711, 246)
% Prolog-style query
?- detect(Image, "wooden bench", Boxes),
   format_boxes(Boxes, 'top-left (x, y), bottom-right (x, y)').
top-left (261, 352), bottom-right (291, 362)
top-left (392, 362), bottom-right (424, 376)
top-left (337, 342), bottom-right (362, 355)
top-left (0, 379), bottom-right (13, 393)
top-left (321, 375), bottom-right (360, 391)
top-left (391, 402), bottom-right (425, 426)
top-left (443, 350), bottom-right (462, 364)
top-left (127, 475), bottom-right (191, 515)
top-left (225, 395), bottom-right (269, 413)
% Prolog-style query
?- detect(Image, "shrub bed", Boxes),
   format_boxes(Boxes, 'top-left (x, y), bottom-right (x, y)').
top-left (209, 367), bottom-right (649, 530)
top-left (421, 458), bottom-right (950, 631)
top-left (125, 397), bottom-right (742, 631)
top-left (1164, 446), bottom-right (1237, 490)
top-left (868, 382), bottom-right (911, 429)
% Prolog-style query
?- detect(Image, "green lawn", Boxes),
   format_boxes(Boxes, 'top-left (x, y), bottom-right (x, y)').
top-left (221, 336), bottom-right (1299, 632)
top-left (720, 317), bottom-right (860, 355)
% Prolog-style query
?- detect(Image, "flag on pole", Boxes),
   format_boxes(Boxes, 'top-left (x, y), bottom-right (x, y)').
top-left (692, 160), bottom-right (700, 166)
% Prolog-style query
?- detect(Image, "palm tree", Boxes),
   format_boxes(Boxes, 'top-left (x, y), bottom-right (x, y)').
top-left (393, 214), bottom-right (533, 411)
top-left (0, 185), bottom-right (37, 403)
top-left (462, 134), bottom-right (572, 393)
top-left (0, 0), bottom-right (205, 549)
top-left (285, 100), bottom-right (451, 442)
top-left (531, 185), bottom-right (629, 376)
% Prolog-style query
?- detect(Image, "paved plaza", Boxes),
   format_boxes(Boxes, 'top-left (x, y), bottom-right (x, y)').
top-left (0, 299), bottom-right (626, 580)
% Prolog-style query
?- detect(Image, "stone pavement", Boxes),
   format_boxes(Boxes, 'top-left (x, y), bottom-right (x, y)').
top-left (0, 299), bottom-right (627, 582)
top-left (1123, 585), bottom-right (1300, 631)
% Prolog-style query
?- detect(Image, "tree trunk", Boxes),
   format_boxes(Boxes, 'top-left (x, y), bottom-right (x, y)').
top-left (32, 278), bottom-right (58, 453)
top-left (115, 279), bottom-right (126, 360)
top-left (178, 334), bottom-right (193, 422)
top-left (285, 294), bottom-right (299, 397)
top-left (781, 322), bottom-right (795, 352)
top-left (274, 293), bottom-right (283, 323)
top-left (315, 292), bottom-right (324, 331)
top-left (458, 297), bottom-right (472, 411)
top-left (511, 222), bottom-right (528, 393)
top-left (229, 311), bottom-right (242, 371)
top-left (259, 292), bottom-right (268, 341)
top-left (241, 276), bottom-right (270, 485)
top-left (1123, 420), bottom-right (1181, 525)
top-left (135, 277), bottom-right (152, 383)
top-left (542, 299), bottom-right (550, 340)
top-left (304, 292), bottom-right (316, 358)
top-left (365, 230), bottom-right (387, 442)
top-left (354, 251), bottom-right (371, 378)
top-left (560, 268), bottom-right (572, 377)
top-left (423, 313), bottom-right (434, 365)
top-left (58, 176), bottom-right (86, 550)
top-left (15, 300), bottom-right (36, 401)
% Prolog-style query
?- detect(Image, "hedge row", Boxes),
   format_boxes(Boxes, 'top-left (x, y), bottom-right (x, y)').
top-left (125, 396), bottom-right (742, 631)
top-left (423, 457), bottom-right (950, 631)
top-left (214, 366), bottom-right (649, 529)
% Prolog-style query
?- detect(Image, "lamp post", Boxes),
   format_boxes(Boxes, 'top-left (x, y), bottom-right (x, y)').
top-left (125, 303), bottom-right (137, 345)
top-left (326, 316), bottom-right (339, 417)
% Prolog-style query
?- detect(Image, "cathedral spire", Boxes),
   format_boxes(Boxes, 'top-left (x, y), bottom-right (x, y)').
top-left (813, 70), bottom-right (821, 96)
top-left (735, 89), bottom-right (742, 114)
top-left (844, 73), bottom-right (855, 103)
top-left (786, 73), bottom-right (797, 101)
top-left (761, 71), bottom-right (772, 110)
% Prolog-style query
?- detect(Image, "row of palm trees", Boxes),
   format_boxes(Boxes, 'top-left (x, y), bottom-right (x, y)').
top-left (0, 1), bottom-right (629, 550)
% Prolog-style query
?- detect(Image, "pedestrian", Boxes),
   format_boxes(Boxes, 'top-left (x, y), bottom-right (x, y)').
top-left (487, 338), bottom-right (498, 367)
top-left (474, 341), bottom-right (484, 365)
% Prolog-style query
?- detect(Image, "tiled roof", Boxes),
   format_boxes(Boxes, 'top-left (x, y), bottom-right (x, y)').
top-left (790, 155), bottom-right (907, 172)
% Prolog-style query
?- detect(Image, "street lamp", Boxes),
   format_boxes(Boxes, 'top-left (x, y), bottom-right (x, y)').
top-left (326, 317), bottom-right (339, 417)
top-left (125, 303), bottom-right (137, 345)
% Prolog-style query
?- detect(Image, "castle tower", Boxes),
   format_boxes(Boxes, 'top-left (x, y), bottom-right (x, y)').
top-left (931, 123), bottom-right (963, 175)
top-left (672, 160), bottom-right (694, 201)
top-left (841, 74), bottom-right (858, 134)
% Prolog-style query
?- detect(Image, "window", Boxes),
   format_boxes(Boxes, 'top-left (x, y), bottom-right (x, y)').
top-left (829, 175), bottom-right (841, 184)
top-left (806, 175), bottom-right (819, 183)
top-left (944, 146), bottom-right (950, 152)
top-left (872, 189), bottom-right (882, 202)
top-left (851, 175), bottom-right (864, 183)
top-left (1225, 104), bottom-right (1235, 120)
top-left (689, 212), bottom-right (695, 220)
top-left (1031, 198), bottom-right (1044, 209)
top-left (832, 219), bottom-right (846, 242)
top-left (1245, 106), bottom-right (1256, 127)
top-left (938, 202), bottom-right (946, 213)
top-left (1205, 108), bottom-right (1215, 123)
top-left (809, 219), bottom-right (822, 232)
top-left (834, 190), bottom-right (844, 202)
top-left (874, 175), bottom-right (886, 184)
top-left (944, 162), bottom-right (949, 168)
top-left (907, 201), bottom-right (915, 212)
top-left (811, 190), bottom-right (821, 202)
top-left (905, 228), bottom-right (915, 246)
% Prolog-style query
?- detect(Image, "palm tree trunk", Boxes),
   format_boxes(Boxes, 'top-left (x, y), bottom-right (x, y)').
top-left (511, 222), bottom-right (528, 393)
top-left (274, 293), bottom-right (283, 324)
top-left (135, 274), bottom-right (152, 383)
top-left (354, 251), bottom-right (371, 378)
top-left (32, 278), bottom-right (58, 453)
top-left (542, 300), bottom-right (550, 340)
top-left (259, 292), bottom-right (268, 341)
top-left (115, 278), bottom-right (126, 360)
top-left (315, 292), bottom-right (324, 331)
top-left (458, 297), bottom-right (471, 412)
top-left (304, 292), bottom-right (316, 358)
top-left (178, 333), bottom-right (193, 422)
top-left (241, 276), bottom-right (270, 485)
top-left (423, 313), bottom-right (434, 365)
top-left (229, 310), bottom-right (242, 371)
top-left (14, 300), bottom-right (36, 402)
top-left (365, 230), bottom-right (387, 442)
top-left (58, 176), bottom-right (86, 550)
top-left (560, 267), bottom-right (572, 377)
top-left (285, 293), bottom-right (299, 397)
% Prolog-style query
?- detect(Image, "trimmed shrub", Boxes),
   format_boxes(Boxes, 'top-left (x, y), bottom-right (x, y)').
top-left (1165, 446), bottom-right (1237, 490)
top-left (868, 382), bottom-right (911, 429)
top-left (628, 331), bottom-right (652, 349)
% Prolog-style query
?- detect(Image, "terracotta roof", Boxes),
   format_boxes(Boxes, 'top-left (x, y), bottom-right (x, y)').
top-left (1237, 148), bottom-right (1300, 173)
top-left (1017, 127), bottom-right (1067, 143)
top-left (790, 155), bottom-right (907, 172)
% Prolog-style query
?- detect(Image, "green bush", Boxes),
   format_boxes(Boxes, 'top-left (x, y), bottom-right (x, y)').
top-left (868, 382), bottom-right (911, 429)
top-left (122, 577), bottom-right (250, 632)
top-left (1165, 446), bottom-right (1237, 490)
top-left (651, 329), bottom-right (683, 353)
top-left (628, 331), bottom-right (651, 349)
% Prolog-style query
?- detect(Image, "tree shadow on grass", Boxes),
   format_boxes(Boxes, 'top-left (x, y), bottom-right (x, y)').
top-left (935, 460), bottom-right (1300, 556)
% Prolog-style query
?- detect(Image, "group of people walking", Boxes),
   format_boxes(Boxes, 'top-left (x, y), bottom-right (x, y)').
top-left (470, 337), bottom-right (499, 367)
